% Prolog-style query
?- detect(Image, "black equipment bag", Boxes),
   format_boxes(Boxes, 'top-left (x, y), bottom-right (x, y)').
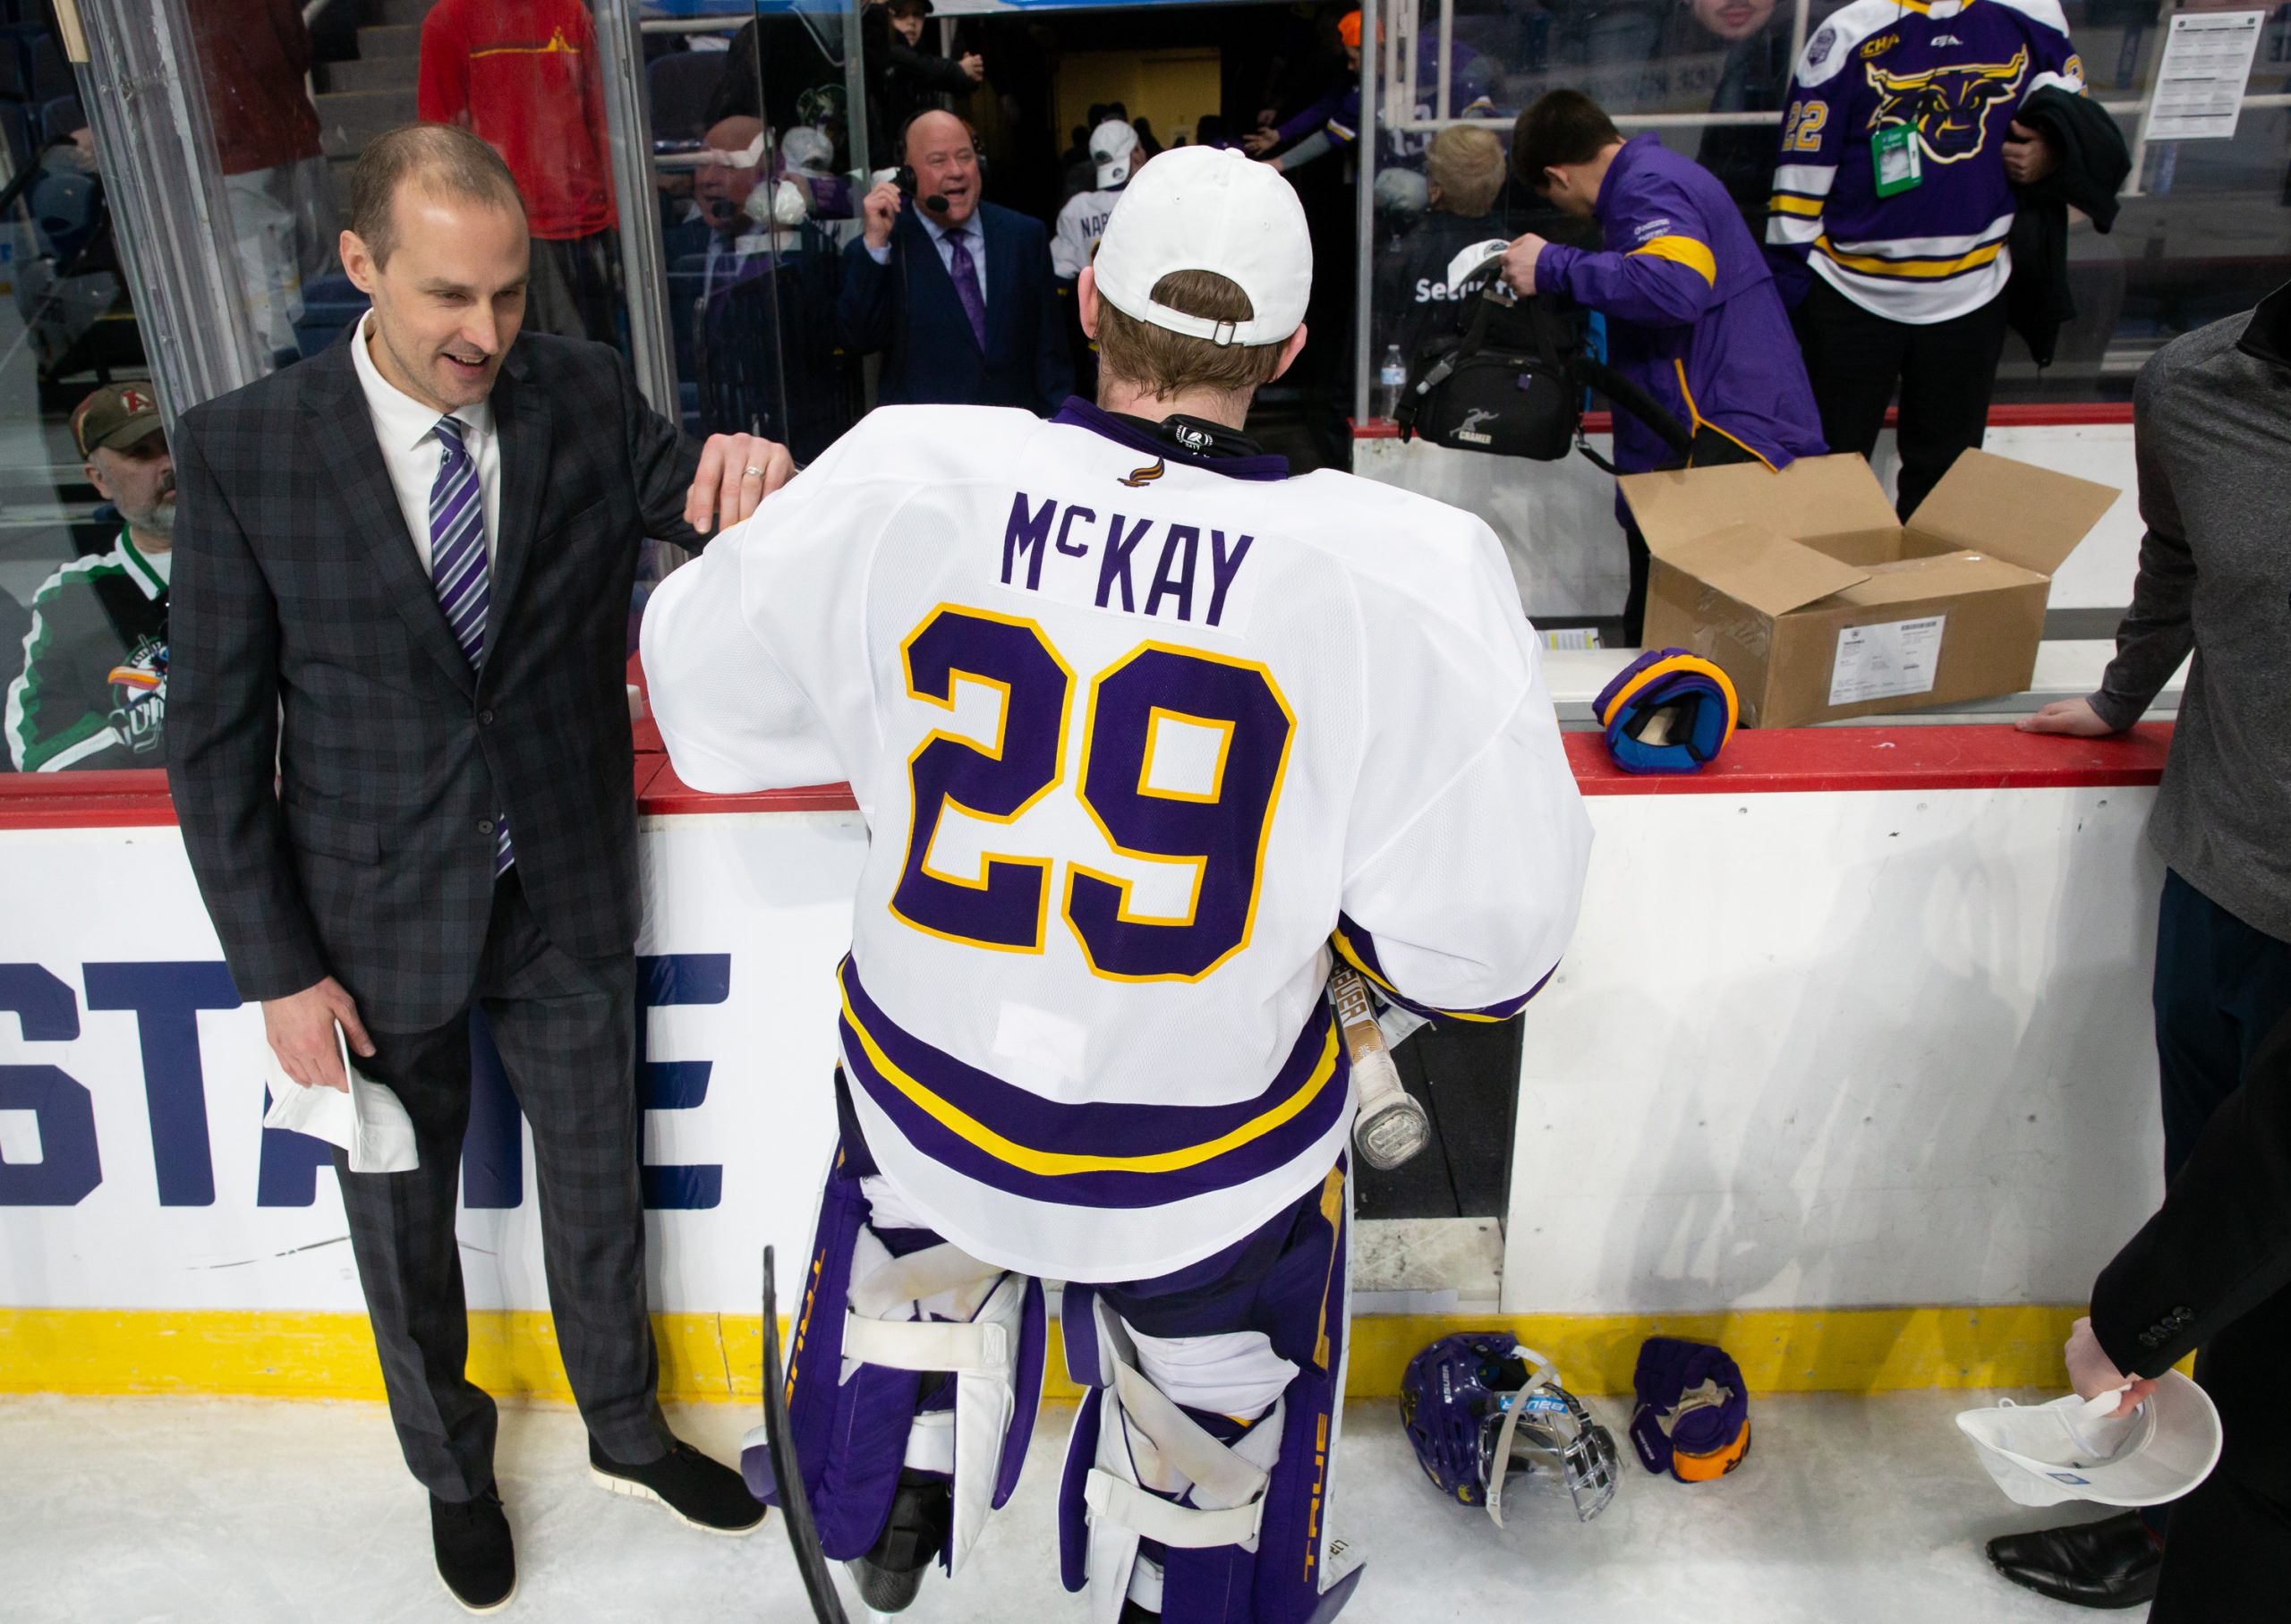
top-left (1393, 290), bottom-right (1697, 472)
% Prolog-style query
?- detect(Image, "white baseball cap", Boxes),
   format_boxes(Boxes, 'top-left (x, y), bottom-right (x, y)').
top-left (1089, 118), bottom-right (1141, 189)
top-left (1955, 1374), bottom-right (2222, 1509)
top-left (1093, 144), bottom-right (1311, 349)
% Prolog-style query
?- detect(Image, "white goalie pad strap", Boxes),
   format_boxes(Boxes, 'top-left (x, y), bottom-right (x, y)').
top-left (1084, 1470), bottom-right (1264, 1549)
top-left (847, 1241), bottom-right (1005, 1321)
top-left (1112, 1360), bottom-right (1271, 1509)
top-left (950, 1272), bottom-right (1029, 1573)
top-left (840, 1309), bottom-right (1011, 1374)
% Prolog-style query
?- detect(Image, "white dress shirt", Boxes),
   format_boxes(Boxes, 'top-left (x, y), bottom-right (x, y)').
top-left (348, 310), bottom-right (502, 575)
top-left (864, 209), bottom-right (988, 304)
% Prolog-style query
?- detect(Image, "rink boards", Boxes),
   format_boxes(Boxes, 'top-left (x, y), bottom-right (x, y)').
top-left (0, 725), bottom-right (2174, 1399)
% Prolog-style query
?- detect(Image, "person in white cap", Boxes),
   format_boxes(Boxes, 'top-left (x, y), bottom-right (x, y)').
top-left (640, 143), bottom-right (1588, 1621)
top-left (1050, 117), bottom-right (1143, 282)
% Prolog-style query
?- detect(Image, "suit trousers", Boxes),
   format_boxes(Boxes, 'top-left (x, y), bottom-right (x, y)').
top-left (2152, 1460), bottom-right (2291, 1622)
top-left (335, 868), bottom-right (670, 1501)
top-left (2133, 870), bottom-right (2291, 1540)
top-left (1793, 277), bottom-right (2010, 520)
top-left (2153, 868), bottom-right (2291, 1181)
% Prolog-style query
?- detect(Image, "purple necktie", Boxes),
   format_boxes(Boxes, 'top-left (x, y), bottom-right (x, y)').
top-left (945, 228), bottom-right (987, 352)
top-left (430, 416), bottom-right (513, 875)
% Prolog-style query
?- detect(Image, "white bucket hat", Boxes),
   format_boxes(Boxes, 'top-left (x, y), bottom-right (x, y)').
top-left (1093, 145), bottom-right (1310, 348)
top-left (1955, 1373), bottom-right (2222, 1508)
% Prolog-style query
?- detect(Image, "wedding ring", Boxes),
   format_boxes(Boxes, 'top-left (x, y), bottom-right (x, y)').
top-left (742, 463), bottom-right (767, 478)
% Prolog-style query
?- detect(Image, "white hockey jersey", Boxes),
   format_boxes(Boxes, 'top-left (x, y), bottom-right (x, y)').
top-left (1051, 185), bottom-right (1123, 281)
top-left (642, 400), bottom-right (1591, 1281)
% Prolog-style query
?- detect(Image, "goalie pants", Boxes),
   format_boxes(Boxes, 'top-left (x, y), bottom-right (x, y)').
top-left (767, 1074), bottom-right (1358, 1622)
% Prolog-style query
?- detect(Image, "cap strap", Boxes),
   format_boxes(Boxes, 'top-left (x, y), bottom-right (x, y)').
top-left (1140, 303), bottom-right (1262, 348)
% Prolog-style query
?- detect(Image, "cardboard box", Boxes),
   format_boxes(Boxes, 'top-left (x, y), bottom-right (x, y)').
top-left (1619, 450), bottom-right (2118, 727)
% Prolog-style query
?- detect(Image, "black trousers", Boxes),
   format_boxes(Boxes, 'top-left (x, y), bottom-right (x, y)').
top-left (1793, 276), bottom-right (2009, 520)
top-left (336, 869), bottom-right (669, 1501)
top-left (2133, 872), bottom-right (2291, 1545)
top-left (2153, 869), bottom-right (2291, 1181)
top-left (2153, 1467), bottom-right (2291, 1622)
top-left (526, 230), bottom-right (626, 349)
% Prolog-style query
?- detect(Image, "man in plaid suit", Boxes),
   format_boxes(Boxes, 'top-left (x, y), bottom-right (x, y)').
top-left (166, 123), bottom-right (792, 1612)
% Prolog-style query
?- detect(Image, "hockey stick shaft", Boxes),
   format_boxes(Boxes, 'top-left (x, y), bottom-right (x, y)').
top-left (1330, 964), bottom-right (1431, 1170)
top-left (762, 1245), bottom-right (851, 1624)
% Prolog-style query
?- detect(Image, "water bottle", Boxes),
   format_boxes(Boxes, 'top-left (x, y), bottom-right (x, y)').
top-left (1375, 344), bottom-right (1406, 421)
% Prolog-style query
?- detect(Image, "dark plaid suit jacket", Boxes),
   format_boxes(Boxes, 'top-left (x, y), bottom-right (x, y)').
top-left (167, 333), bottom-right (705, 1032)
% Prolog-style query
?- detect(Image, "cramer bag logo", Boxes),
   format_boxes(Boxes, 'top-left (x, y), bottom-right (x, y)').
top-left (1866, 47), bottom-right (2028, 163)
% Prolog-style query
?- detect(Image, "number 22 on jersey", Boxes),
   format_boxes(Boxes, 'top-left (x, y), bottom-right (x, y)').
top-left (890, 605), bottom-right (1295, 982)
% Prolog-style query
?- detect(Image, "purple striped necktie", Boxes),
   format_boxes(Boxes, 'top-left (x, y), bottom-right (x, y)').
top-left (430, 415), bottom-right (513, 875)
top-left (945, 228), bottom-right (987, 351)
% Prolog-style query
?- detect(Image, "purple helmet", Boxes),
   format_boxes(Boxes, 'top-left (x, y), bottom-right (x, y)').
top-left (1398, 1333), bottom-right (1621, 1524)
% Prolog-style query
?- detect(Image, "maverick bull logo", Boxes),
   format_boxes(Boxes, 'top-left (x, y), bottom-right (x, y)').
top-left (1866, 47), bottom-right (2027, 163)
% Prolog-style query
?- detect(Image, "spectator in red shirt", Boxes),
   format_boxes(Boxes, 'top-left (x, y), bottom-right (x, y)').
top-left (190, 0), bottom-right (338, 364)
top-left (418, 0), bottom-right (623, 344)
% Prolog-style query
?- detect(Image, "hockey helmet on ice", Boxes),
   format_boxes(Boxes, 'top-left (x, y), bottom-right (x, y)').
top-left (1398, 1333), bottom-right (1620, 1524)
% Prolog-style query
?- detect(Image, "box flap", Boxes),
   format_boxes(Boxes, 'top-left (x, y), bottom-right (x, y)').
top-left (1620, 454), bottom-right (1898, 550)
top-left (1654, 520), bottom-right (1872, 617)
top-left (1903, 447), bottom-right (2120, 577)
top-left (1832, 551), bottom-right (2044, 608)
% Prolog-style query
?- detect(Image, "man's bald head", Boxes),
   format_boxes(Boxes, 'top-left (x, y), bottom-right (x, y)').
top-left (696, 116), bottom-right (767, 226)
top-left (901, 110), bottom-right (980, 225)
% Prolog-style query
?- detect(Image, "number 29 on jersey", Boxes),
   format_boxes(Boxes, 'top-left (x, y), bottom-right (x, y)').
top-left (889, 605), bottom-right (1295, 983)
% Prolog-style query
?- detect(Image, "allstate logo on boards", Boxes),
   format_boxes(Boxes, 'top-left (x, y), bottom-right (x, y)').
top-left (0, 956), bottom-right (732, 1210)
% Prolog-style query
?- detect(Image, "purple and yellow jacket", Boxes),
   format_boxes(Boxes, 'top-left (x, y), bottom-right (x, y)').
top-left (1537, 134), bottom-right (1827, 477)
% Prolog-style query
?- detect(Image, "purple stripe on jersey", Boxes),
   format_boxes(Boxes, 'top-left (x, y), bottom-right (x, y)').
top-left (1333, 911), bottom-right (1548, 1023)
top-left (837, 957), bottom-right (1349, 1209)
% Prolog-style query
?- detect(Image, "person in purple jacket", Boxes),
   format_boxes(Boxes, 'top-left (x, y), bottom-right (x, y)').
top-left (1498, 89), bottom-right (1827, 645)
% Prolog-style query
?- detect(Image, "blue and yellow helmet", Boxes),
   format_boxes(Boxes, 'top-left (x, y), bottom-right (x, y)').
top-left (1592, 648), bottom-right (1739, 775)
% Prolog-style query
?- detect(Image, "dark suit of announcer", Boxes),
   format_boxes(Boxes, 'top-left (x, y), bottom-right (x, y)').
top-left (839, 110), bottom-right (1071, 414)
top-left (165, 123), bottom-right (781, 1608)
top-left (2086, 1008), bottom-right (2291, 1620)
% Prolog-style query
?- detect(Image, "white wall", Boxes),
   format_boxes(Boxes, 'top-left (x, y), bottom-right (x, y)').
top-left (1506, 783), bottom-right (2166, 1315)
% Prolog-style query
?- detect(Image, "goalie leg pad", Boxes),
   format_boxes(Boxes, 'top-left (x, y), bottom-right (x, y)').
top-left (748, 1131), bottom-right (1045, 1569)
top-left (1058, 1159), bottom-right (1358, 1624)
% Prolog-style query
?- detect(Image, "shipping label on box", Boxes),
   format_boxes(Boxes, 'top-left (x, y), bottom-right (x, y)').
top-left (1828, 615), bottom-right (1946, 707)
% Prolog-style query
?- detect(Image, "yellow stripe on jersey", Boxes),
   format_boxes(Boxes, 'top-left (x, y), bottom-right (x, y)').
top-left (1767, 194), bottom-right (1825, 217)
top-left (841, 987), bottom-right (1343, 1175)
top-left (1816, 234), bottom-right (2006, 279)
top-left (1628, 234), bottom-right (1717, 285)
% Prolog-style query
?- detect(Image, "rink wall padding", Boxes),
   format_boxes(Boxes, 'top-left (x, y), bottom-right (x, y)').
top-left (0, 724), bottom-right (2174, 1401)
top-left (0, 1302), bottom-right (2091, 1402)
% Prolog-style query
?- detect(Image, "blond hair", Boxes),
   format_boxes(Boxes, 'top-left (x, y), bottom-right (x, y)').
top-left (1094, 270), bottom-right (1289, 401)
top-left (1426, 125), bottom-right (1506, 217)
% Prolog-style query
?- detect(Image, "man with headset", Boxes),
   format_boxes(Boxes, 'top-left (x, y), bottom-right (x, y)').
top-left (839, 107), bottom-right (1072, 414)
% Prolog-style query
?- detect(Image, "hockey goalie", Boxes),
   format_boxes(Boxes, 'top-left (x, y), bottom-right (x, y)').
top-left (641, 146), bottom-right (1592, 1622)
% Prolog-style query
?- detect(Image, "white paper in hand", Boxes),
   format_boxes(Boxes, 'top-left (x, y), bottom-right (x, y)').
top-left (260, 1023), bottom-right (419, 1174)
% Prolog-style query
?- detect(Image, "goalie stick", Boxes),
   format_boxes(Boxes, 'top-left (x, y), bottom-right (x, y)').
top-left (1331, 963), bottom-right (1432, 1169)
top-left (762, 1246), bottom-right (852, 1624)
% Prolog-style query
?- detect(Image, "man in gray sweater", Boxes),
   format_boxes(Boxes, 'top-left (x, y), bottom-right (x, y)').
top-left (1987, 282), bottom-right (2291, 1607)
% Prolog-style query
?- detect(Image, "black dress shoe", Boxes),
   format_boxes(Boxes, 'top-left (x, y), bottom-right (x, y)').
top-left (847, 1469), bottom-right (950, 1612)
top-left (431, 1483), bottom-right (515, 1615)
top-left (1987, 1509), bottom-right (2162, 1609)
top-left (590, 1436), bottom-right (769, 1535)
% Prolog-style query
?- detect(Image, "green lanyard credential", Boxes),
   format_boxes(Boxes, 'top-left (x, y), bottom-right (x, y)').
top-left (1872, 124), bottom-right (1922, 197)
